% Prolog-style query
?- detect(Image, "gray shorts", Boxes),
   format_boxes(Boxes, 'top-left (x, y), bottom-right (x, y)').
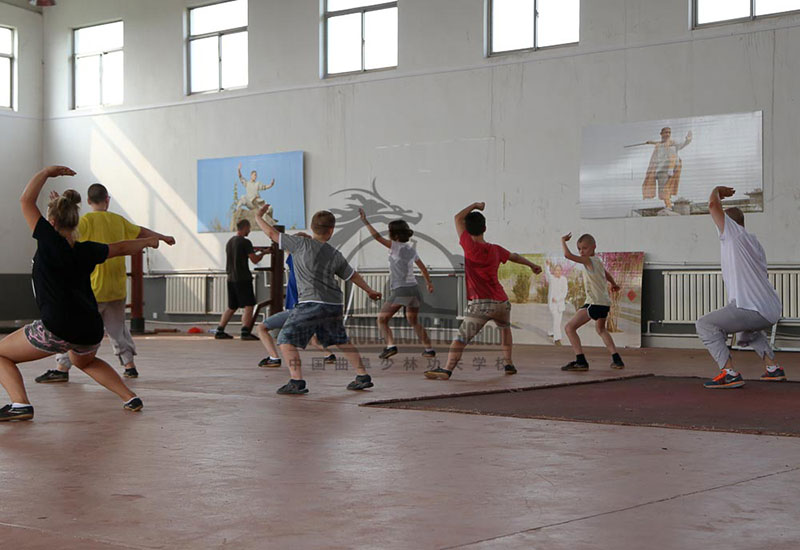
top-left (386, 285), bottom-right (422, 308)
top-left (262, 309), bottom-right (291, 331)
top-left (457, 300), bottom-right (511, 343)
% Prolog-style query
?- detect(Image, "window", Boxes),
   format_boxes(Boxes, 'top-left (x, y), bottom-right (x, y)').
top-left (0, 26), bottom-right (14, 109)
top-left (324, 1), bottom-right (398, 76)
top-left (489, 0), bottom-right (579, 55)
top-left (73, 21), bottom-right (123, 109)
top-left (188, 0), bottom-right (248, 94)
top-left (695, 0), bottom-right (800, 26)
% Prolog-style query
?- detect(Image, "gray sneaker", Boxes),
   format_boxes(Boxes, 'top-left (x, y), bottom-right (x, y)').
top-left (35, 369), bottom-right (69, 383)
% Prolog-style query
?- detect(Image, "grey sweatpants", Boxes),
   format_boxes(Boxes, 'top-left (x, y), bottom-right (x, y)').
top-left (56, 299), bottom-right (137, 369)
top-left (695, 302), bottom-right (775, 369)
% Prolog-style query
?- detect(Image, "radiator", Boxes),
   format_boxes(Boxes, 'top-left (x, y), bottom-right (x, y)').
top-left (346, 273), bottom-right (389, 318)
top-left (208, 274), bottom-right (229, 315)
top-left (663, 270), bottom-right (800, 323)
top-left (165, 275), bottom-right (207, 314)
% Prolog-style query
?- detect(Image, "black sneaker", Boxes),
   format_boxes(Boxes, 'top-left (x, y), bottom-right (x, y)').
top-left (379, 346), bottom-right (398, 359)
top-left (123, 397), bottom-right (143, 411)
top-left (504, 364), bottom-right (517, 375)
top-left (277, 379), bottom-right (308, 395)
top-left (123, 367), bottom-right (139, 378)
top-left (347, 374), bottom-right (374, 391)
top-left (35, 369), bottom-right (69, 383)
top-left (323, 353), bottom-right (337, 365)
top-left (424, 367), bottom-right (453, 380)
top-left (610, 358), bottom-right (625, 370)
top-left (240, 332), bottom-right (259, 341)
top-left (561, 361), bottom-right (589, 372)
top-left (703, 371), bottom-right (745, 389)
top-left (761, 367), bottom-right (787, 382)
top-left (215, 331), bottom-right (233, 340)
top-left (421, 349), bottom-right (436, 358)
top-left (0, 404), bottom-right (34, 421)
top-left (258, 357), bottom-right (282, 368)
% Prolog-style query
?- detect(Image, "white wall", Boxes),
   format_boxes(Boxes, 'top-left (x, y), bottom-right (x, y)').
top-left (38, 0), bottom-right (800, 273)
top-left (0, 2), bottom-right (41, 273)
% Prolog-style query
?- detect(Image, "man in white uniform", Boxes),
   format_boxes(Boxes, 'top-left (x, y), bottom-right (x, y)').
top-left (545, 261), bottom-right (568, 345)
top-left (695, 186), bottom-right (786, 388)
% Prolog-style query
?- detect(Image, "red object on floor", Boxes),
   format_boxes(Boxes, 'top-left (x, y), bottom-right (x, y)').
top-left (188, 327), bottom-right (203, 334)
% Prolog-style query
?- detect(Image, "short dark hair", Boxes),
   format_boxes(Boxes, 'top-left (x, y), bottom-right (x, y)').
top-left (725, 207), bottom-right (745, 227)
top-left (87, 183), bottom-right (109, 204)
top-left (464, 211), bottom-right (486, 236)
top-left (236, 219), bottom-right (251, 230)
top-left (388, 220), bottom-right (413, 242)
top-left (577, 233), bottom-right (596, 246)
top-left (311, 210), bottom-right (336, 235)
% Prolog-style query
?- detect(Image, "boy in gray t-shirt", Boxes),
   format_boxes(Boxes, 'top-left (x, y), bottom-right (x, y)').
top-left (255, 206), bottom-right (382, 394)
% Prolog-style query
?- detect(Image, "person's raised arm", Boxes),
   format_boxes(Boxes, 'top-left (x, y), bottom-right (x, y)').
top-left (237, 162), bottom-right (246, 184)
top-left (20, 166), bottom-right (76, 231)
top-left (137, 226), bottom-right (176, 246)
top-left (508, 253), bottom-right (542, 274)
top-left (677, 130), bottom-right (693, 150)
top-left (107, 236), bottom-right (160, 259)
top-left (709, 186), bottom-right (734, 233)
top-left (454, 201), bottom-right (484, 236)
top-left (358, 208), bottom-right (391, 248)
top-left (260, 179), bottom-right (275, 191)
top-left (414, 258), bottom-right (434, 293)
top-left (561, 233), bottom-right (590, 265)
top-left (350, 272), bottom-right (382, 301)
top-left (254, 203), bottom-right (281, 243)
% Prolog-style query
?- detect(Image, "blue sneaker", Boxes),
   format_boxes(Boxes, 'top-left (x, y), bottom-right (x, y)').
top-left (760, 367), bottom-right (787, 382)
top-left (703, 370), bottom-right (745, 389)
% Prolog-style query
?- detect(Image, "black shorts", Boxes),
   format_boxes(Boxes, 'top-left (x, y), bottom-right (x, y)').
top-left (581, 304), bottom-right (610, 320)
top-left (227, 280), bottom-right (256, 310)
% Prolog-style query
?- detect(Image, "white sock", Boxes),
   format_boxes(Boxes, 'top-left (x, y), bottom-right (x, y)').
top-left (269, 356), bottom-right (280, 361)
top-left (767, 365), bottom-right (779, 372)
top-left (124, 397), bottom-right (139, 405)
top-left (425, 348), bottom-right (434, 352)
top-left (11, 402), bottom-right (30, 409)
top-left (725, 368), bottom-right (739, 377)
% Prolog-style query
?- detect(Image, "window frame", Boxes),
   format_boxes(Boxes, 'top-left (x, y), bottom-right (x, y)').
top-left (322, 0), bottom-right (399, 78)
top-left (0, 25), bottom-right (15, 110)
top-left (693, 0), bottom-right (800, 28)
top-left (487, 0), bottom-right (580, 57)
top-left (72, 20), bottom-right (124, 110)
top-left (186, 0), bottom-right (249, 95)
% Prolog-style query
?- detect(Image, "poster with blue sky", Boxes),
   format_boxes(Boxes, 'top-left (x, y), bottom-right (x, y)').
top-left (197, 151), bottom-right (305, 232)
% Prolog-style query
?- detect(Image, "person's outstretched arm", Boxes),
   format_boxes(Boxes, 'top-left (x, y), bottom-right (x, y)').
top-left (561, 233), bottom-right (590, 266)
top-left (508, 253), bottom-right (542, 274)
top-left (260, 179), bottom-right (275, 191)
top-left (255, 204), bottom-right (281, 243)
top-left (107, 237), bottom-right (161, 259)
top-left (454, 201), bottom-right (484, 236)
top-left (414, 258), bottom-right (434, 293)
top-left (709, 186), bottom-right (734, 233)
top-left (359, 208), bottom-right (391, 248)
top-left (20, 166), bottom-right (76, 231)
top-left (677, 130), bottom-right (693, 150)
top-left (350, 272), bottom-right (382, 301)
top-left (137, 226), bottom-right (176, 246)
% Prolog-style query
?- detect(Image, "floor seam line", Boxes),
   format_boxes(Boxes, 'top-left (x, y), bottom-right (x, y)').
top-left (0, 520), bottom-right (153, 549)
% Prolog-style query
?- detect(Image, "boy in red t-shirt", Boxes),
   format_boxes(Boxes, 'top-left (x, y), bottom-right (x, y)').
top-left (424, 202), bottom-right (541, 380)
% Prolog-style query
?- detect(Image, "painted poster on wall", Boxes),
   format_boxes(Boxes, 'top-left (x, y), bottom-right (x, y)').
top-left (580, 112), bottom-right (762, 218)
top-left (197, 151), bottom-right (305, 232)
top-left (497, 251), bottom-right (644, 348)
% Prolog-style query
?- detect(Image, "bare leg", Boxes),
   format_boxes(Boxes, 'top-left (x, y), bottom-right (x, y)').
top-left (279, 344), bottom-right (302, 380)
top-left (595, 318), bottom-right (618, 354)
top-left (500, 326), bottom-right (513, 365)
top-left (405, 308), bottom-right (432, 348)
top-left (0, 329), bottom-right (51, 404)
top-left (69, 351), bottom-right (136, 401)
top-left (256, 324), bottom-right (279, 357)
top-left (444, 339), bottom-right (467, 371)
top-left (309, 335), bottom-right (327, 353)
top-left (377, 303), bottom-right (402, 347)
top-left (565, 309), bottom-right (592, 355)
top-left (335, 342), bottom-right (368, 375)
top-left (241, 306), bottom-right (254, 330)
top-left (218, 308), bottom-right (235, 330)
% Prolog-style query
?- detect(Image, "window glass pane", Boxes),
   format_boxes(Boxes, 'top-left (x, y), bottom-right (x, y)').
top-left (0, 27), bottom-right (12, 55)
top-left (75, 21), bottom-right (123, 55)
top-left (537, 0), bottom-right (579, 47)
top-left (756, 0), bottom-right (800, 15)
top-left (492, 0), bottom-right (534, 53)
top-left (327, 13), bottom-right (362, 74)
top-left (364, 7), bottom-right (397, 70)
top-left (0, 57), bottom-right (10, 108)
top-left (221, 31), bottom-right (248, 89)
top-left (75, 54), bottom-right (101, 108)
top-left (190, 36), bottom-right (219, 93)
top-left (327, 0), bottom-right (389, 12)
top-left (102, 50), bottom-right (123, 105)
top-left (696, 0), bottom-right (750, 24)
top-left (190, 0), bottom-right (248, 36)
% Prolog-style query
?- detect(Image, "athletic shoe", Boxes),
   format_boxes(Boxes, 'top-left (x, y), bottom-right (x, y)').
top-left (703, 371), bottom-right (745, 389)
top-left (504, 364), bottom-right (517, 375)
top-left (379, 346), bottom-right (398, 359)
top-left (610, 358), bottom-right (625, 370)
top-left (277, 379), bottom-right (308, 395)
top-left (424, 367), bottom-right (453, 380)
top-left (35, 369), bottom-right (69, 383)
top-left (214, 331), bottom-right (233, 340)
top-left (123, 397), bottom-right (143, 412)
top-left (0, 404), bottom-right (34, 421)
top-left (258, 357), bottom-right (282, 368)
top-left (561, 361), bottom-right (589, 372)
top-left (347, 374), bottom-right (374, 391)
top-left (421, 349), bottom-right (436, 358)
top-left (240, 332), bottom-right (259, 341)
top-left (123, 367), bottom-right (139, 378)
top-left (553, 339), bottom-right (562, 346)
top-left (323, 353), bottom-right (337, 365)
top-left (760, 367), bottom-right (787, 382)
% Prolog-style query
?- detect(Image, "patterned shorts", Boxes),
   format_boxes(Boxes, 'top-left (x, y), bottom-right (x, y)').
top-left (277, 303), bottom-right (349, 349)
top-left (457, 300), bottom-right (511, 343)
top-left (24, 320), bottom-right (101, 356)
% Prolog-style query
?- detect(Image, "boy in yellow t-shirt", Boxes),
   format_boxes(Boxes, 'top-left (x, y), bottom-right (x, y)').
top-left (35, 184), bottom-right (175, 383)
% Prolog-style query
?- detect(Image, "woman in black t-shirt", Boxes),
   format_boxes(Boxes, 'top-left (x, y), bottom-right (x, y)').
top-left (0, 166), bottom-right (160, 422)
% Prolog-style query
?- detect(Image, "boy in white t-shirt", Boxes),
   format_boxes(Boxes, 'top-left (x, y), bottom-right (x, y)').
top-left (358, 209), bottom-right (436, 359)
top-left (696, 186), bottom-right (786, 388)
